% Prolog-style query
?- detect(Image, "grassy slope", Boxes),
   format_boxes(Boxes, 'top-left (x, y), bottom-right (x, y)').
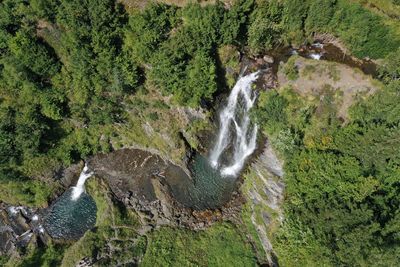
top-left (141, 223), bottom-right (257, 267)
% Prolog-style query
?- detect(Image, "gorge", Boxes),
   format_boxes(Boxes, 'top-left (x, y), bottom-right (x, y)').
top-left (1, 0), bottom-right (397, 264)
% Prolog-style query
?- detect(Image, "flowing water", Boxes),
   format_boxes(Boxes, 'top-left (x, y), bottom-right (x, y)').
top-left (39, 41), bottom-right (378, 234)
top-left (44, 164), bottom-right (96, 240)
top-left (71, 163), bottom-right (93, 200)
top-left (209, 71), bottom-right (259, 177)
top-left (165, 72), bottom-right (260, 209)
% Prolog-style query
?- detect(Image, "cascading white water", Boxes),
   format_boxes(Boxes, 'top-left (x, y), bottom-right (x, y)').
top-left (71, 163), bottom-right (93, 200)
top-left (209, 71), bottom-right (259, 177)
top-left (310, 53), bottom-right (322, 60)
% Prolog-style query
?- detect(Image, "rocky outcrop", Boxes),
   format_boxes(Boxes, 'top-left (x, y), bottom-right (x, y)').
top-left (56, 161), bottom-right (84, 188)
top-left (241, 142), bottom-right (285, 267)
top-left (87, 148), bottom-right (244, 231)
top-left (0, 203), bottom-right (50, 257)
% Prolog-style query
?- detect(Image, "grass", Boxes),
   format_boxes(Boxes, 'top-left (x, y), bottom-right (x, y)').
top-left (218, 45), bottom-right (241, 88)
top-left (351, 0), bottom-right (400, 19)
top-left (60, 177), bottom-right (143, 267)
top-left (112, 85), bottom-right (210, 163)
top-left (282, 56), bottom-right (299, 81)
top-left (0, 178), bottom-right (57, 207)
top-left (141, 223), bottom-right (258, 267)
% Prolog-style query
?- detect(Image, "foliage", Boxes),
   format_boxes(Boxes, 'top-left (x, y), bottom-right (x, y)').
top-left (125, 3), bottom-right (178, 65)
top-left (282, 56), bottom-right (299, 81)
top-left (252, 90), bottom-right (288, 134)
top-left (0, 0), bottom-right (137, 202)
top-left (145, 3), bottom-right (224, 106)
top-left (255, 63), bottom-right (400, 265)
top-left (247, 0), bottom-right (283, 53)
top-left (379, 47), bottom-right (400, 83)
top-left (247, 0), bottom-right (400, 58)
top-left (1, 0), bottom-right (400, 265)
top-left (141, 223), bottom-right (257, 267)
top-left (3, 242), bottom-right (66, 267)
top-left (0, 176), bottom-right (55, 207)
top-left (217, 44), bottom-right (241, 87)
top-left (19, 243), bottom-right (66, 267)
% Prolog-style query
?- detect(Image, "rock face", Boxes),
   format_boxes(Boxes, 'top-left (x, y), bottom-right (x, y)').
top-left (241, 142), bottom-right (285, 267)
top-left (0, 203), bottom-right (49, 257)
top-left (88, 149), bottom-right (242, 231)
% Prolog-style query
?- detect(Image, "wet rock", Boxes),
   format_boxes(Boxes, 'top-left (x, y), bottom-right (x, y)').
top-left (241, 142), bottom-right (285, 267)
top-left (263, 55), bottom-right (274, 64)
top-left (240, 55), bottom-right (278, 90)
top-left (57, 162), bottom-right (84, 188)
top-left (76, 257), bottom-right (93, 267)
top-left (0, 203), bottom-right (48, 257)
top-left (87, 148), bottom-right (245, 231)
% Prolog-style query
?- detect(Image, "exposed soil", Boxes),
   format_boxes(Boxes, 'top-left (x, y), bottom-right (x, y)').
top-left (278, 57), bottom-right (379, 120)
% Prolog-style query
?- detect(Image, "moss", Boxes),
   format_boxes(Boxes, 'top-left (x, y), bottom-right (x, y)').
top-left (282, 56), bottom-right (299, 81)
top-left (60, 178), bottom-right (143, 266)
top-left (141, 223), bottom-right (257, 267)
top-left (240, 204), bottom-right (268, 263)
top-left (218, 45), bottom-right (241, 88)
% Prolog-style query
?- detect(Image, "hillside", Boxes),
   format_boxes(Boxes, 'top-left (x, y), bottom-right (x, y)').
top-left (0, 0), bottom-right (399, 266)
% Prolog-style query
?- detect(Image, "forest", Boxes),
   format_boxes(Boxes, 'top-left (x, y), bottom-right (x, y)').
top-left (0, 0), bottom-right (399, 266)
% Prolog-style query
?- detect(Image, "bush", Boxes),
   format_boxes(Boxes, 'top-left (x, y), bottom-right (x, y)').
top-left (142, 224), bottom-right (257, 267)
top-left (282, 56), bottom-right (299, 80)
top-left (263, 83), bottom-right (400, 265)
top-left (247, 0), bottom-right (283, 53)
top-left (125, 3), bottom-right (178, 65)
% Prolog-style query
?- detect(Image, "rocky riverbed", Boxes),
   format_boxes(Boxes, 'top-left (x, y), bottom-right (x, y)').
top-left (87, 148), bottom-right (245, 230)
top-left (0, 203), bottom-right (50, 257)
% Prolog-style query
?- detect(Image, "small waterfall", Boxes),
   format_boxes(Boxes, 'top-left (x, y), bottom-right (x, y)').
top-left (71, 163), bottom-right (93, 200)
top-left (209, 72), bottom-right (259, 177)
top-left (310, 53), bottom-right (322, 60)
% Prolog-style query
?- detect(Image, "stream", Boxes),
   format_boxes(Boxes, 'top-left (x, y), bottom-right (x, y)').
top-left (39, 41), bottom-right (377, 240)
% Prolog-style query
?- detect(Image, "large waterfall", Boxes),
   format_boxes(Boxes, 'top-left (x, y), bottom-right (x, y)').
top-left (71, 164), bottom-right (93, 200)
top-left (209, 72), bottom-right (259, 177)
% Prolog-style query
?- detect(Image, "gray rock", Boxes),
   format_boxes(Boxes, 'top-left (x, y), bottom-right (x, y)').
top-left (263, 55), bottom-right (274, 64)
top-left (0, 203), bottom-right (46, 257)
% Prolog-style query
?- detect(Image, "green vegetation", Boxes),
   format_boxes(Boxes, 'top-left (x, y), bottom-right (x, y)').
top-left (4, 242), bottom-right (66, 267)
top-left (1, 0), bottom-right (400, 266)
top-left (1, 0), bottom-right (397, 205)
top-left (142, 223), bottom-right (257, 267)
top-left (0, 0), bottom-right (255, 203)
top-left (282, 56), bottom-right (299, 81)
top-left (0, 177), bottom-right (55, 206)
top-left (254, 52), bottom-right (400, 265)
top-left (248, 0), bottom-right (400, 58)
top-left (60, 178), bottom-right (144, 267)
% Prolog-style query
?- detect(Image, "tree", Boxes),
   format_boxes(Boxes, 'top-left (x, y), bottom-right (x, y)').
top-left (125, 3), bottom-right (178, 65)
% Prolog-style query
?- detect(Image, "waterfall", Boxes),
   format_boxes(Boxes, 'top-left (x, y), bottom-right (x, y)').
top-left (71, 163), bottom-right (93, 200)
top-left (310, 53), bottom-right (322, 60)
top-left (209, 71), bottom-right (259, 177)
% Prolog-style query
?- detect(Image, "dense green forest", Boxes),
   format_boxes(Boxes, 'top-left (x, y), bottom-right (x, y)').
top-left (254, 48), bottom-right (400, 265)
top-left (1, 0), bottom-right (400, 266)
